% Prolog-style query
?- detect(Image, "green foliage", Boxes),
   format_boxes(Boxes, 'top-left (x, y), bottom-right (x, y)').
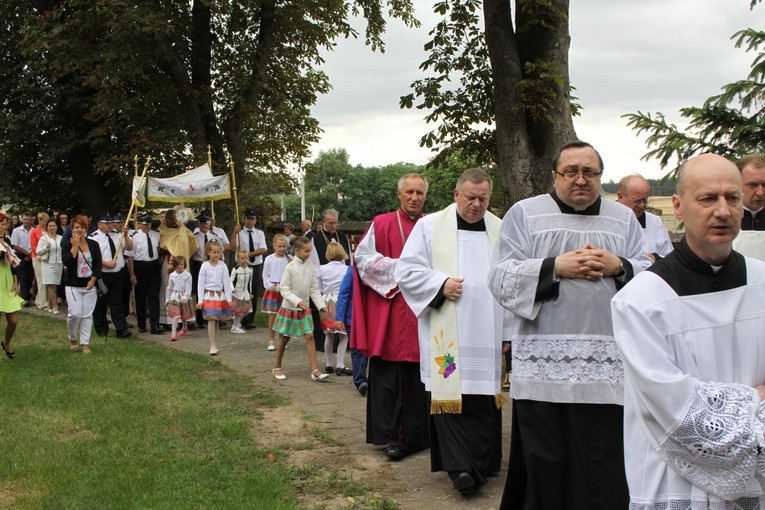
top-left (400, 0), bottom-right (496, 168)
top-left (624, 26), bottom-right (765, 173)
top-left (280, 147), bottom-right (505, 221)
top-left (421, 150), bottom-right (507, 213)
top-left (0, 0), bottom-right (418, 213)
top-left (400, 0), bottom-right (579, 170)
top-left (283, 149), bottom-right (424, 221)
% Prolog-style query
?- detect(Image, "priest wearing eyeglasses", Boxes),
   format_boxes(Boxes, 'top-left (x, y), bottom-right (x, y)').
top-left (616, 173), bottom-right (673, 264)
top-left (488, 140), bottom-right (650, 509)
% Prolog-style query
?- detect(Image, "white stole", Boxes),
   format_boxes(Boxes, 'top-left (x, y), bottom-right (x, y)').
top-left (429, 203), bottom-right (501, 414)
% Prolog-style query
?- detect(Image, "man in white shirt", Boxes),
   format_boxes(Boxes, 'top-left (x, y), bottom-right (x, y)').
top-left (10, 211), bottom-right (34, 304)
top-left (127, 214), bottom-right (162, 334)
top-left (616, 174), bottom-right (674, 263)
top-left (232, 209), bottom-right (267, 329)
top-left (612, 153), bottom-right (765, 509)
top-left (90, 214), bottom-right (133, 339)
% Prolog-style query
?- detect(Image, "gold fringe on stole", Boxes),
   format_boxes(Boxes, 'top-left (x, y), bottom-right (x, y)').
top-left (494, 393), bottom-right (507, 409)
top-left (430, 400), bottom-right (463, 415)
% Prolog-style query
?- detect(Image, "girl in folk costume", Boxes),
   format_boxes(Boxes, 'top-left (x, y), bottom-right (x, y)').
top-left (195, 240), bottom-right (232, 355)
top-left (262, 234), bottom-right (291, 351)
top-left (165, 255), bottom-right (194, 341)
top-left (0, 212), bottom-right (24, 359)
top-left (272, 236), bottom-right (330, 382)
top-left (229, 250), bottom-right (253, 334)
top-left (317, 243), bottom-right (352, 375)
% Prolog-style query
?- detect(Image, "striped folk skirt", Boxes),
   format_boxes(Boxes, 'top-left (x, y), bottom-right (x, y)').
top-left (231, 297), bottom-right (252, 316)
top-left (261, 289), bottom-right (283, 314)
top-left (201, 289), bottom-right (232, 321)
top-left (273, 307), bottom-right (313, 337)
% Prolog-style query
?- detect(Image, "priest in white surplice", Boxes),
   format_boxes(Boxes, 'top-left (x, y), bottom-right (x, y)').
top-left (612, 153), bottom-right (765, 510)
top-left (616, 173), bottom-right (674, 265)
top-left (395, 168), bottom-right (507, 496)
top-left (488, 141), bottom-right (649, 509)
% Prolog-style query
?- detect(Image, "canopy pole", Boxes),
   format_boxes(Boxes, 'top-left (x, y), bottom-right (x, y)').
top-left (115, 156), bottom-right (151, 259)
top-left (208, 144), bottom-right (214, 221)
top-left (229, 153), bottom-right (241, 250)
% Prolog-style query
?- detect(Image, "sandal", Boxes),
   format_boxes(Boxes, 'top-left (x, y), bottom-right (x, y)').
top-left (311, 369), bottom-right (330, 382)
top-left (2, 340), bottom-right (14, 359)
top-left (272, 368), bottom-right (287, 380)
top-left (70, 340), bottom-right (80, 352)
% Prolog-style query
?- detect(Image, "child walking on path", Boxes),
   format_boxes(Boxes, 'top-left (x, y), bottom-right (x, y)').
top-left (317, 243), bottom-right (352, 375)
top-left (262, 234), bottom-right (291, 351)
top-left (334, 264), bottom-right (368, 395)
top-left (165, 255), bottom-right (194, 341)
top-left (196, 240), bottom-right (232, 355)
top-left (230, 250), bottom-right (253, 334)
top-left (272, 236), bottom-right (329, 382)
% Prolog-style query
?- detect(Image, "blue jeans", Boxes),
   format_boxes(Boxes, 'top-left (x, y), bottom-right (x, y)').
top-left (351, 345), bottom-right (368, 388)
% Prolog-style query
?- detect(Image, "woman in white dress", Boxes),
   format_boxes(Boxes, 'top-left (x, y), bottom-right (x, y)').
top-left (36, 219), bottom-right (63, 314)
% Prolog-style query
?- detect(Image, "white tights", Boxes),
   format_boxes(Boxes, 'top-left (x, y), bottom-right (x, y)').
top-left (324, 332), bottom-right (348, 369)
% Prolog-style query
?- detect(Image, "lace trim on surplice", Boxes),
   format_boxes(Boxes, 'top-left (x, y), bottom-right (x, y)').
top-left (513, 336), bottom-right (623, 384)
top-left (657, 382), bottom-right (765, 501)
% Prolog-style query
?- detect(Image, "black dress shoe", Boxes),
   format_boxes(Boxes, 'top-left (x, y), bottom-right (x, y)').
top-left (383, 446), bottom-right (405, 461)
top-left (150, 329), bottom-right (164, 335)
top-left (138, 327), bottom-right (147, 333)
top-left (336, 367), bottom-right (353, 376)
top-left (452, 472), bottom-right (476, 493)
top-left (357, 382), bottom-right (368, 397)
top-left (116, 331), bottom-right (132, 339)
top-left (325, 366), bottom-right (334, 374)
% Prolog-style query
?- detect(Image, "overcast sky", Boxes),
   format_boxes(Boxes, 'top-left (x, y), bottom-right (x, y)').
top-left (309, 0), bottom-right (758, 182)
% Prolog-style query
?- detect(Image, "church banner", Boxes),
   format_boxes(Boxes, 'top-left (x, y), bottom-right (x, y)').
top-left (131, 164), bottom-right (231, 204)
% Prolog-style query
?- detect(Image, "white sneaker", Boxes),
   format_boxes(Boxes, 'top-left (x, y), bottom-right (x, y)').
top-left (231, 327), bottom-right (246, 334)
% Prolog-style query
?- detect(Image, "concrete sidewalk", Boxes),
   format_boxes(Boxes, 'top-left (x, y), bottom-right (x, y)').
top-left (26, 306), bottom-right (510, 510)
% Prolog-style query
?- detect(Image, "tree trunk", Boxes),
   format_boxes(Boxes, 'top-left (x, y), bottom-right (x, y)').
top-left (484, 0), bottom-right (576, 208)
top-left (69, 145), bottom-right (111, 214)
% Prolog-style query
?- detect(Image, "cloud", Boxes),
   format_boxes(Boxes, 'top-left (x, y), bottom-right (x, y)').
top-left (311, 0), bottom-right (759, 181)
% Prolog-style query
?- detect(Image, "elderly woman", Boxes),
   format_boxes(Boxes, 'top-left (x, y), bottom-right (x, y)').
top-left (0, 212), bottom-right (24, 358)
top-left (61, 215), bottom-right (101, 354)
top-left (36, 219), bottom-right (63, 314)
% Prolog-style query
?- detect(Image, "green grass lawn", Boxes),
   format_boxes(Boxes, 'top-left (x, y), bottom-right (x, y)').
top-left (0, 313), bottom-right (298, 509)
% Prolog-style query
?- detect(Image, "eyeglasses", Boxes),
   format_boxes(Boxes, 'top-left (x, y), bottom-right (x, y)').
top-left (553, 169), bottom-right (602, 181)
top-left (625, 196), bottom-right (650, 206)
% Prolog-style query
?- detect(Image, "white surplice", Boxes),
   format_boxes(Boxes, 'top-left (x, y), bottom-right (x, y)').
top-left (612, 254), bottom-right (765, 509)
top-left (641, 211), bottom-right (674, 258)
top-left (394, 204), bottom-right (506, 396)
top-left (488, 194), bottom-right (648, 405)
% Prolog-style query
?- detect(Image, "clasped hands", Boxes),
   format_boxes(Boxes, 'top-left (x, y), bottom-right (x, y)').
top-left (554, 243), bottom-right (623, 281)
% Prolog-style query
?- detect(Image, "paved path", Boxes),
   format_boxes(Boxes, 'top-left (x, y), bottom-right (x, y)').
top-left (26, 307), bottom-right (510, 510)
